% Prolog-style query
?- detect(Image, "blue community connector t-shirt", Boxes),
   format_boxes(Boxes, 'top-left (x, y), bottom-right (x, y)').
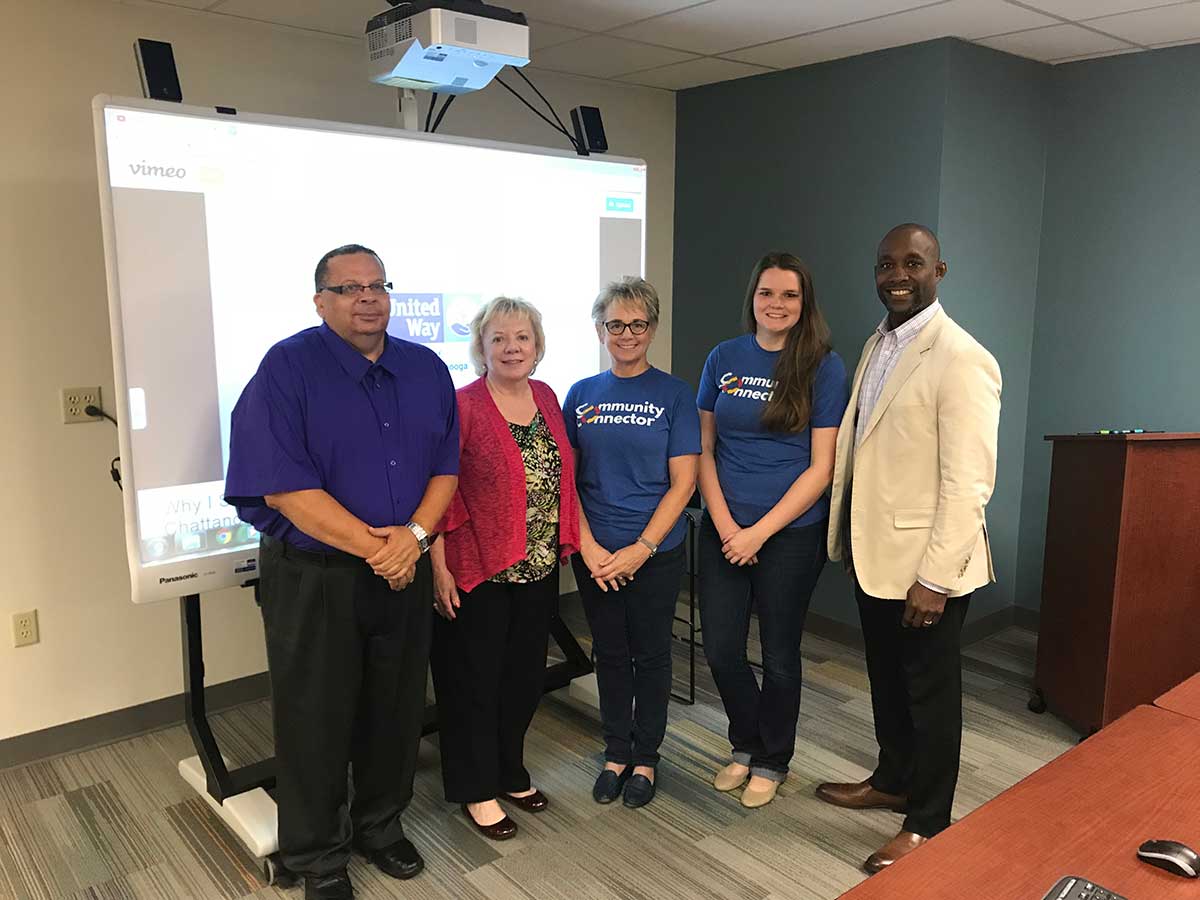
top-left (564, 367), bottom-right (701, 553)
top-left (697, 334), bottom-right (849, 529)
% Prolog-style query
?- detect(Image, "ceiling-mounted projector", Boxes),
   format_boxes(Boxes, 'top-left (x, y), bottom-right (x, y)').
top-left (366, 0), bottom-right (530, 94)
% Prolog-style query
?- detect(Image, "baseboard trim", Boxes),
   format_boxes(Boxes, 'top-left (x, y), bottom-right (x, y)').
top-left (804, 612), bottom-right (866, 650)
top-left (0, 672), bottom-right (271, 771)
top-left (807, 604), bottom-right (1032, 651)
top-left (1013, 606), bottom-right (1040, 631)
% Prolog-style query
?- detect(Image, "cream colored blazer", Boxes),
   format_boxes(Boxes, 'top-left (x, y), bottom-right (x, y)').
top-left (827, 309), bottom-right (1001, 599)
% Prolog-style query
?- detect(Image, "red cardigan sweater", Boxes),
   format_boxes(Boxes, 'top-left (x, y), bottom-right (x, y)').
top-left (438, 377), bottom-right (580, 592)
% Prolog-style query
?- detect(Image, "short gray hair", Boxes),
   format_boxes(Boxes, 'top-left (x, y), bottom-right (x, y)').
top-left (469, 296), bottom-right (546, 376)
top-left (591, 276), bottom-right (661, 328)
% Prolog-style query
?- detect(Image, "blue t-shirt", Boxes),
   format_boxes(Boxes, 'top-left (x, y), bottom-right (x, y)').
top-left (697, 334), bottom-right (849, 529)
top-left (564, 367), bottom-right (701, 553)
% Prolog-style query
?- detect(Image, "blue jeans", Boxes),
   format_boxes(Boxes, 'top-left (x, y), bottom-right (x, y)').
top-left (698, 512), bottom-right (826, 780)
top-left (574, 544), bottom-right (686, 768)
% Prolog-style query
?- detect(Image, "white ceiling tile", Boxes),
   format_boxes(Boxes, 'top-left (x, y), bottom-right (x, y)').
top-left (528, 19), bottom-right (590, 50)
top-left (530, 34), bottom-right (698, 78)
top-left (210, 0), bottom-right (378, 37)
top-left (495, 0), bottom-right (705, 32)
top-left (977, 23), bottom-right (1133, 61)
top-left (1148, 34), bottom-right (1200, 46)
top-left (1047, 46), bottom-right (1142, 62)
top-left (151, 0), bottom-right (227, 10)
top-left (610, 0), bottom-right (934, 55)
top-left (1084, 2), bottom-right (1200, 45)
top-left (724, 0), bottom-right (1059, 68)
top-left (1016, 0), bottom-right (1182, 18)
top-left (617, 56), bottom-right (773, 89)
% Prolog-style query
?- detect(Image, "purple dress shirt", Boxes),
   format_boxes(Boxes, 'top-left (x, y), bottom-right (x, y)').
top-left (224, 323), bottom-right (459, 552)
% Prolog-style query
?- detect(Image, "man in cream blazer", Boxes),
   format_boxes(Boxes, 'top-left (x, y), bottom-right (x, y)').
top-left (816, 224), bottom-right (1001, 874)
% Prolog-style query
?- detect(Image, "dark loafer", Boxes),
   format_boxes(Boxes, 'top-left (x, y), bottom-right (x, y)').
top-left (304, 870), bottom-right (354, 900)
top-left (504, 789), bottom-right (550, 812)
top-left (356, 837), bottom-right (423, 880)
top-left (593, 768), bottom-right (632, 804)
top-left (622, 773), bottom-right (656, 808)
top-left (461, 804), bottom-right (518, 841)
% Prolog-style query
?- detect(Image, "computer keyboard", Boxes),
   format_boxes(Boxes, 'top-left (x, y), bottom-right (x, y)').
top-left (1042, 876), bottom-right (1128, 900)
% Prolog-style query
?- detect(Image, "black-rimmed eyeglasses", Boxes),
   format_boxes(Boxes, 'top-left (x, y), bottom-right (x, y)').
top-left (604, 319), bottom-right (650, 335)
top-left (319, 282), bottom-right (393, 296)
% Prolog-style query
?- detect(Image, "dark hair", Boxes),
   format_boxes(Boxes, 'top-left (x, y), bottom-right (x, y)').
top-left (314, 244), bottom-right (384, 291)
top-left (741, 252), bottom-right (832, 433)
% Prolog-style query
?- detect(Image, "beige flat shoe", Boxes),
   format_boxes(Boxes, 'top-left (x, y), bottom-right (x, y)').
top-left (740, 780), bottom-right (780, 808)
top-left (713, 763), bottom-right (750, 792)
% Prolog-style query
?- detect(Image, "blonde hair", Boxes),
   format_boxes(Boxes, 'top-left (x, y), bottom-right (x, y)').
top-left (469, 296), bottom-right (546, 376)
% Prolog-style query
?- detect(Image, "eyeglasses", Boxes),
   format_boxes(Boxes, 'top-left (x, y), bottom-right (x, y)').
top-left (604, 319), bottom-right (650, 335)
top-left (320, 282), bottom-right (393, 296)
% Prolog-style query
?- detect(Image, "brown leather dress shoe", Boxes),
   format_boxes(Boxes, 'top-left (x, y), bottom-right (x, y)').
top-left (461, 804), bottom-right (518, 841)
top-left (864, 830), bottom-right (928, 874)
top-left (814, 780), bottom-right (908, 813)
top-left (504, 789), bottom-right (549, 813)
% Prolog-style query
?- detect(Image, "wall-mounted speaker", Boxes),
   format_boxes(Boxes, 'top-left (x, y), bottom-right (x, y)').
top-left (135, 38), bottom-right (183, 103)
top-left (570, 106), bottom-right (607, 156)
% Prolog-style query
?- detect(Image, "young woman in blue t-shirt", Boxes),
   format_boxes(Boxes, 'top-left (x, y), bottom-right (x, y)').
top-left (696, 252), bottom-right (850, 808)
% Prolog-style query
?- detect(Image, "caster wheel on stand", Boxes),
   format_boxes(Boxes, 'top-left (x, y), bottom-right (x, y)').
top-left (263, 853), bottom-right (298, 888)
top-left (1027, 688), bottom-right (1047, 714)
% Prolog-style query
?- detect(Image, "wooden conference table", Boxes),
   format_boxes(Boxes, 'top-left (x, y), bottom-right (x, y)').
top-left (1154, 671), bottom-right (1200, 722)
top-left (838, 704), bottom-right (1200, 899)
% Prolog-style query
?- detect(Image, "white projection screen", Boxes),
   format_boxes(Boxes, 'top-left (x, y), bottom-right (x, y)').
top-left (93, 96), bottom-right (647, 604)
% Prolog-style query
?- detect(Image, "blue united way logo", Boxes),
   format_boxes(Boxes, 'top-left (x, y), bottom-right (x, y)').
top-left (387, 293), bottom-right (443, 343)
top-left (442, 293), bottom-right (484, 343)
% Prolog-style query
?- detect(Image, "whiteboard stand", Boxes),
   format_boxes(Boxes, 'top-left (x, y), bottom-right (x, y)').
top-left (178, 588), bottom-right (593, 885)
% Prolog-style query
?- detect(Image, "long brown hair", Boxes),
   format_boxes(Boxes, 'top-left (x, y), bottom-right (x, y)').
top-left (741, 252), bottom-right (832, 433)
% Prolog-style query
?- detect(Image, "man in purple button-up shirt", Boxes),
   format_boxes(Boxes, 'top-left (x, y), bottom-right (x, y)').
top-left (225, 244), bottom-right (458, 900)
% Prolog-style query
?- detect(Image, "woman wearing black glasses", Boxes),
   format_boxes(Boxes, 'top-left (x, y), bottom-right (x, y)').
top-left (563, 277), bottom-right (700, 809)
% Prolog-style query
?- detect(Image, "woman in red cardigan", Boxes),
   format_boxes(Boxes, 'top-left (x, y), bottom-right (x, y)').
top-left (429, 296), bottom-right (580, 842)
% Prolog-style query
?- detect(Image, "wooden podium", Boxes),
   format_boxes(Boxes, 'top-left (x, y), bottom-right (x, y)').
top-left (1032, 433), bottom-right (1200, 733)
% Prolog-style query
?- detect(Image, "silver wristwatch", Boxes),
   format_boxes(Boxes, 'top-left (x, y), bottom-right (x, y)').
top-left (406, 521), bottom-right (432, 554)
top-left (637, 535), bottom-right (658, 557)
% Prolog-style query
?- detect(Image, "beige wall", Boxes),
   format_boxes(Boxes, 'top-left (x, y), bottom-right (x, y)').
top-left (0, 0), bottom-right (676, 741)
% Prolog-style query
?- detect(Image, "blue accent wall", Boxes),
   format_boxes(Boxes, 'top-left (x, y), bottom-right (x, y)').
top-left (1014, 44), bottom-right (1200, 610)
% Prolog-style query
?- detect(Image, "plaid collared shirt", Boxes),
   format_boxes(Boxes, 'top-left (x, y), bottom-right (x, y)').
top-left (854, 300), bottom-right (942, 448)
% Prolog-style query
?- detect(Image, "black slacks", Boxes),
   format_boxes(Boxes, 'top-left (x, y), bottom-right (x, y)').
top-left (258, 536), bottom-right (432, 878)
top-left (856, 581), bottom-right (972, 837)
top-left (429, 572), bottom-right (557, 803)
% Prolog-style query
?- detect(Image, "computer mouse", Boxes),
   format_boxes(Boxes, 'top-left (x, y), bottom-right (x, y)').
top-left (1137, 839), bottom-right (1199, 878)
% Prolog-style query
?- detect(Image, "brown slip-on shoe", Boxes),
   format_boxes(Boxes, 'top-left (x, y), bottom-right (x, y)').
top-left (713, 763), bottom-right (750, 792)
top-left (461, 804), bottom-right (518, 841)
top-left (504, 789), bottom-right (549, 813)
top-left (815, 779), bottom-right (908, 813)
top-left (864, 830), bottom-right (928, 874)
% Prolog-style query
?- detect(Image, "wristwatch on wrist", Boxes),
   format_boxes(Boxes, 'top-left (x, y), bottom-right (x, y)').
top-left (636, 535), bottom-right (658, 557)
top-left (406, 521), bottom-right (433, 554)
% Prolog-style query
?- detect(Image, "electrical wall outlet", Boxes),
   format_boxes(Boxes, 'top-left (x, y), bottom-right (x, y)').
top-left (12, 610), bottom-right (39, 647)
top-left (62, 386), bottom-right (102, 424)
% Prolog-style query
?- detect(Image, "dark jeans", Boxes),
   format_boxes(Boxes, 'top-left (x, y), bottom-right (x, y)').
top-left (574, 543), bottom-right (686, 768)
top-left (258, 537), bottom-right (432, 878)
top-left (698, 513), bottom-right (826, 780)
top-left (429, 572), bottom-right (556, 803)
top-left (857, 583), bottom-right (972, 837)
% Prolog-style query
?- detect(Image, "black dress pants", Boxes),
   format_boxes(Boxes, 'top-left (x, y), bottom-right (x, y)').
top-left (429, 572), bottom-right (557, 803)
top-left (258, 536), bottom-right (433, 878)
top-left (856, 582), bottom-right (972, 837)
